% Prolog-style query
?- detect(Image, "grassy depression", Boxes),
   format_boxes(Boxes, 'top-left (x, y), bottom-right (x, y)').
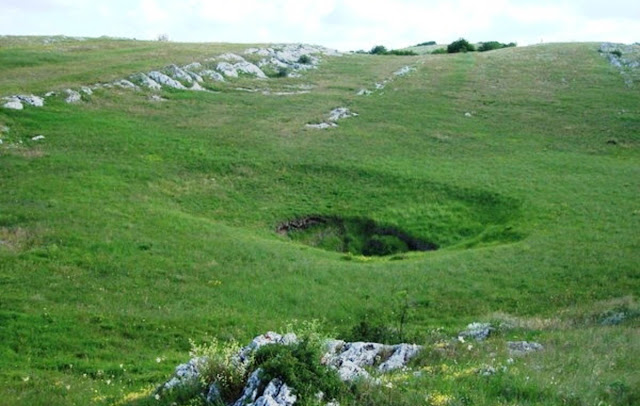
top-left (0, 38), bottom-right (638, 405)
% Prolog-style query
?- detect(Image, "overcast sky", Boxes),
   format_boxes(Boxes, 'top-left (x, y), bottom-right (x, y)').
top-left (1, 0), bottom-right (639, 51)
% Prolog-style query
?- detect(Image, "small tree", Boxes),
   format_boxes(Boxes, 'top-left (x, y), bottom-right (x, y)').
top-left (156, 33), bottom-right (169, 42)
top-left (369, 45), bottom-right (388, 55)
top-left (447, 38), bottom-right (476, 53)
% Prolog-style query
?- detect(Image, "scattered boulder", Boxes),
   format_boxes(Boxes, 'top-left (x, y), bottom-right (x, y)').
top-left (148, 71), bottom-right (187, 89)
top-left (200, 70), bottom-right (225, 82)
top-left (31, 135), bottom-right (45, 141)
top-left (329, 107), bottom-right (358, 122)
top-left (183, 62), bottom-right (203, 71)
top-left (2, 97), bottom-right (24, 110)
top-left (394, 66), bottom-right (416, 76)
top-left (217, 62), bottom-right (239, 78)
top-left (64, 89), bottom-right (82, 103)
top-left (234, 61), bottom-right (268, 78)
top-left (113, 79), bottom-right (139, 90)
top-left (357, 89), bottom-right (372, 96)
top-left (305, 122), bottom-right (338, 130)
top-left (17, 95), bottom-right (45, 107)
top-left (507, 341), bottom-right (543, 356)
top-left (129, 73), bottom-right (162, 90)
top-left (165, 64), bottom-right (194, 84)
top-left (80, 86), bottom-right (93, 95)
top-left (464, 112), bottom-right (472, 117)
top-left (458, 322), bottom-right (494, 341)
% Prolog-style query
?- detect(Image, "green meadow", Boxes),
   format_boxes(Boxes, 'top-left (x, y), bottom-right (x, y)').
top-left (0, 37), bottom-right (638, 405)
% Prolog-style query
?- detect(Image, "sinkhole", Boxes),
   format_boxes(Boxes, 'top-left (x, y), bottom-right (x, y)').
top-left (276, 215), bottom-right (438, 257)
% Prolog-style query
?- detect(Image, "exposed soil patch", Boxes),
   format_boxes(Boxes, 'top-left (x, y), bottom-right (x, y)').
top-left (277, 215), bottom-right (437, 256)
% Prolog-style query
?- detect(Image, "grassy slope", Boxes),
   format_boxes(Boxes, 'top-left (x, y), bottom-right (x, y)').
top-left (0, 38), bottom-right (638, 405)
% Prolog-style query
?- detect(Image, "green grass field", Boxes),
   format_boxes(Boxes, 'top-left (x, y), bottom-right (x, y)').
top-left (0, 37), bottom-right (638, 405)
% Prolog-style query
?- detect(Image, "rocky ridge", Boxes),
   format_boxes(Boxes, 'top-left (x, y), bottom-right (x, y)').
top-left (599, 42), bottom-right (640, 87)
top-left (1, 44), bottom-right (339, 110)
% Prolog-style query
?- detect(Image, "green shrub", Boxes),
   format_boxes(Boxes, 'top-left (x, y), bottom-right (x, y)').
top-left (189, 338), bottom-right (249, 403)
top-left (447, 38), bottom-right (476, 53)
top-left (478, 41), bottom-right (517, 52)
top-left (276, 67), bottom-right (290, 77)
top-left (387, 49), bottom-right (418, 56)
top-left (369, 45), bottom-right (416, 56)
top-left (611, 49), bottom-right (623, 58)
top-left (298, 54), bottom-right (312, 64)
top-left (253, 340), bottom-right (348, 405)
top-left (416, 41), bottom-right (437, 46)
top-left (369, 45), bottom-right (388, 55)
top-left (431, 48), bottom-right (447, 55)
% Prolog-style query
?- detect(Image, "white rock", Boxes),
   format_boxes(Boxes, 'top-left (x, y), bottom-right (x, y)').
top-left (335, 360), bottom-right (371, 381)
top-left (378, 344), bottom-right (421, 372)
top-left (329, 107), bottom-right (357, 122)
top-left (183, 62), bottom-right (203, 71)
top-left (200, 70), bottom-right (225, 82)
top-left (113, 79), bottom-right (139, 90)
top-left (464, 112), bottom-right (472, 117)
top-left (166, 64), bottom-right (193, 83)
top-left (394, 66), bottom-right (416, 76)
top-left (234, 61), bottom-right (268, 78)
top-left (459, 322), bottom-right (493, 341)
top-left (149, 95), bottom-right (166, 102)
top-left (374, 82), bottom-right (385, 90)
top-left (80, 86), bottom-right (93, 95)
top-left (507, 341), bottom-right (544, 356)
top-left (187, 71), bottom-right (204, 83)
top-left (306, 122), bottom-right (337, 129)
top-left (18, 95), bottom-right (45, 107)
top-left (31, 135), bottom-right (45, 141)
top-left (251, 379), bottom-right (297, 406)
top-left (233, 369), bottom-right (262, 406)
top-left (148, 71), bottom-right (187, 89)
top-left (3, 97), bottom-right (24, 110)
top-left (162, 357), bottom-right (206, 391)
top-left (130, 73), bottom-right (162, 90)
top-left (189, 82), bottom-right (206, 91)
top-left (357, 89), bottom-right (372, 96)
top-left (65, 89), bottom-right (81, 103)
top-left (45, 91), bottom-right (56, 97)
top-left (217, 62), bottom-right (238, 78)
top-left (332, 342), bottom-right (385, 367)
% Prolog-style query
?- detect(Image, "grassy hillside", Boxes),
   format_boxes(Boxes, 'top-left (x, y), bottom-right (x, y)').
top-left (0, 37), bottom-right (638, 405)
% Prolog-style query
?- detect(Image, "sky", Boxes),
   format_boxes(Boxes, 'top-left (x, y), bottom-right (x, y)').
top-left (1, 0), bottom-right (639, 51)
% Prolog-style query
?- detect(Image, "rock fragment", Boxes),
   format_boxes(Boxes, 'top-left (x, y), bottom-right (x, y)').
top-left (458, 322), bottom-right (493, 341)
top-left (507, 341), bottom-right (543, 356)
top-left (31, 135), bottom-right (45, 141)
top-left (18, 95), bottom-right (45, 107)
top-left (394, 66), bottom-right (416, 76)
top-left (64, 89), bottom-right (82, 103)
top-left (130, 73), bottom-right (162, 90)
top-left (3, 97), bottom-right (24, 110)
top-left (148, 71), bottom-right (187, 89)
top-left (329, 107), bottom-right (358, 122)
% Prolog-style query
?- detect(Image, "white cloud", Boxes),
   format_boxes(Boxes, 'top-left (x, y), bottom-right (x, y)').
top-left (0, 0), bottom-right (638, 49)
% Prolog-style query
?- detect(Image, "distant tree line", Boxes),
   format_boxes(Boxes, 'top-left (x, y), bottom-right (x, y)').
top-left (440, 38), bottom-right (516, 54)
top-left (368, 45), bottom-right (417, 56)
